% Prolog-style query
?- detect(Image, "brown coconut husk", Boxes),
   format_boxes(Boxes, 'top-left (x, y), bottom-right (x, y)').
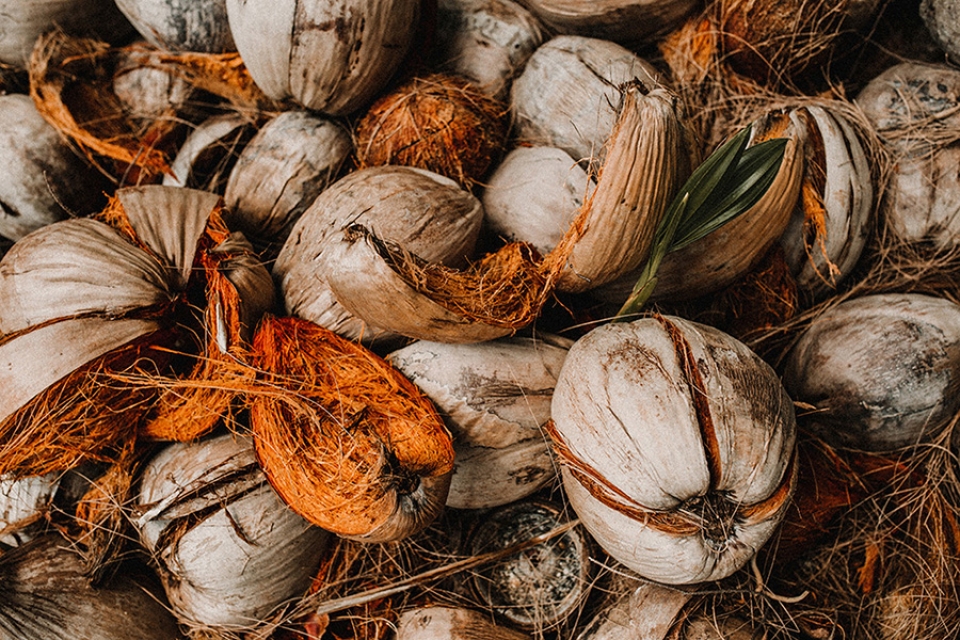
top-left (765, 426), bottom-right (960, 640)
top-left (0, 331), bottom-right (170, 479)
top-left (248, 315), bottom-right (454, 539)
top-left (354, 73), bottom-right (508, 190)
top-left (28, 31), bottom-right (279, 186)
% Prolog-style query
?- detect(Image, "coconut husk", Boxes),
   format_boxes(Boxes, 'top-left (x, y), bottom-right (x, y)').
top-left (248, 315), bottom-right (455, 541)
top-left (354, 73), bottom-right (508, 189)
top-left (0, 321), bottom-right (170, 479)
top-left (28, 31), bottom-right (280, 186)
top-left (29, 30), bottom-right (175, 184)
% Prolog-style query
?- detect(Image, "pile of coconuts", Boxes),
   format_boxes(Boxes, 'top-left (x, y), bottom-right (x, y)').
top-left (1, 0), bottom-right (960, 639)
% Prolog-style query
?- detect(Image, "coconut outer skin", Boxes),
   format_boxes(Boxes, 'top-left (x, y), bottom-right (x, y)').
top-left (387, 335), bottom-right (571, 509)
top-left (515, 0), bottom-right (698, 45)
top-left (550, 316), bottom-right (797, 584)
top-left (434, 0), bottom-right (545, 101)
top-left (396, 605), bottom-right (530, 640)
top-left (0, 0), bottom-right (133, 67)
top-left (0, 93), bottom-right (108, 241)
top-left (784, 293), bottom-right (960, 451)
top-left (921, 0), bottom-right (960, 62)
top-left (225, 0), bottom-right (420, 115)
top-left (114, 0), bottom-right (236, 52)
top-left (274, 165), bottom-right (483, 341)
top-left (510, 35), bottom-right (665, 171)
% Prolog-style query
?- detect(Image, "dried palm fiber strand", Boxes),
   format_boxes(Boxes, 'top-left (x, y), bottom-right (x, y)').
top-left (249, 314), bottom-right (455, 542)
top-left (770, 430), bottom-right (960, 640)
top-left (320, 82), bottom-right (691, 342)
top-left (273, 165), bottom-right (484, 344)
top-left (0, 185), bottom-right (271, 476)
top-left (29, 31), bottom-right (278, 185)
top-left (0, 534), bottom-right (184, 640)
top-left (135, 433), bottom-right (329, 633)
top-left (354, 73), bottom-right (508, 189)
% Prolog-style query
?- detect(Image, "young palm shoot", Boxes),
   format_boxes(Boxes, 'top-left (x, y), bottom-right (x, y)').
top-left (615, 125), bottom-right (788, 319)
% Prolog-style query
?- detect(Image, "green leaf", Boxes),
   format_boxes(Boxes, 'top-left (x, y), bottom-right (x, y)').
top-left (614, 123), bottom-right (789, 320)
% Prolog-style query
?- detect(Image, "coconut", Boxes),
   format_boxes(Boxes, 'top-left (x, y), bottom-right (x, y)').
top-left (0, 93), bottom-right (109, 241)
top-left (222, 109), bottom-right (352, 255)
top-left (114, 0), bottom-right (236, 52)
top-left (161, 113), bottom-right (255, 193)
top-left (482, 145), bottom-right (596, 256)
top-left (514, 0), bottom-right (698, 45)
top-left (549, 315), bottom-right (797, 584)
top-left (920, 0), bottom-right (960, 63)
top-left (783, 293), bottom-right (960, 451)
top-left (387, 335), bottom-right (571, 509)
top-left (136, 432), bottom-right (329, 632)
top-left (510, 35), bottom-right (667, 173)
top-left (0, 534), bottom-right (184, 640)
top-left (273, 165), bottom-right (484, 343)
top-left (433, 0), bottom-right (545, 101)
top-left (249, 315), bottom-right (455, 542)
top-left (225, 0), bottom-right (420, 115)
top-left (396, 606), bottom-right (530, 639)
top-left (354, 73), bottom-right (508, 189)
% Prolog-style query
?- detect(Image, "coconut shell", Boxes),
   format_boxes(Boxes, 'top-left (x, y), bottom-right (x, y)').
top-left (274, 165), bottom-right (484, 342)
top-left (550, 316), bottom-right (797, 584)
top-left (137, 433), bottom-right (329, 630)
top-left (0, 535), bottom-right (184, 640)
top-left (515, 0), bottom-right (698, 44)
top-left (387, 335), bottom-right (571, 508)
top-left (783, 293), bottom-right (960, 450)
top-left (574, 580), bottom-right (694, 640)
top-left (225, 0), bottom-right (420, 115)
top-left (223, 110), bottom-right (352, 253)
top-left (114, 0), bottom-right (236, 52)
top-left (396, 606), bottom-right (530, 640)
top-left (510, 35), bottom-right (666, 171)
top-left (162, 113), bottom-right (255, 193)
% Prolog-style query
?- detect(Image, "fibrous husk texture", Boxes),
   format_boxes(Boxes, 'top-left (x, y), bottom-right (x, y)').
top-left (28, 30), bottom-right (277, 185)
top-left (354, 73), bottom-right (508, 189)
top-left (248, 315), bottom-right (455, 539)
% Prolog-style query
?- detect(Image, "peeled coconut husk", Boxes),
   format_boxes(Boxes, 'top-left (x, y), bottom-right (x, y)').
top-left (248, 315), bottom-right (455, 542)
top-left (0, 534), bottom-right (184, 640)
top-left (354, 73), bottom-right (508, 189)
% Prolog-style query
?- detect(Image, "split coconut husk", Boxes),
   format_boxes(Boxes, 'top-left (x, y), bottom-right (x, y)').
top-left (248, 314), bottom-right (455, 542)
top-left (0, 185), bottom-right (273, 478)
top-left (29, 30), bottom-right (277, 185)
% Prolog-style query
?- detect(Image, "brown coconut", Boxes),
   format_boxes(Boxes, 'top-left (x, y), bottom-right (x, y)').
top-left (354, 73), bottom-right (508, 189)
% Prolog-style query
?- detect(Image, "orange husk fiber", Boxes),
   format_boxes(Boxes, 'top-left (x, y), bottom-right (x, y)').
top-left (248, 315), bottom-right (454, 538)
top-left (29, 30), bottom-right (175, 184)
top-left (354, 73), bottom-right (507, 189)
top-left (29, 31), bottom-right (278, 186)
top-left (0, 331), bottom-right (171, 479)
